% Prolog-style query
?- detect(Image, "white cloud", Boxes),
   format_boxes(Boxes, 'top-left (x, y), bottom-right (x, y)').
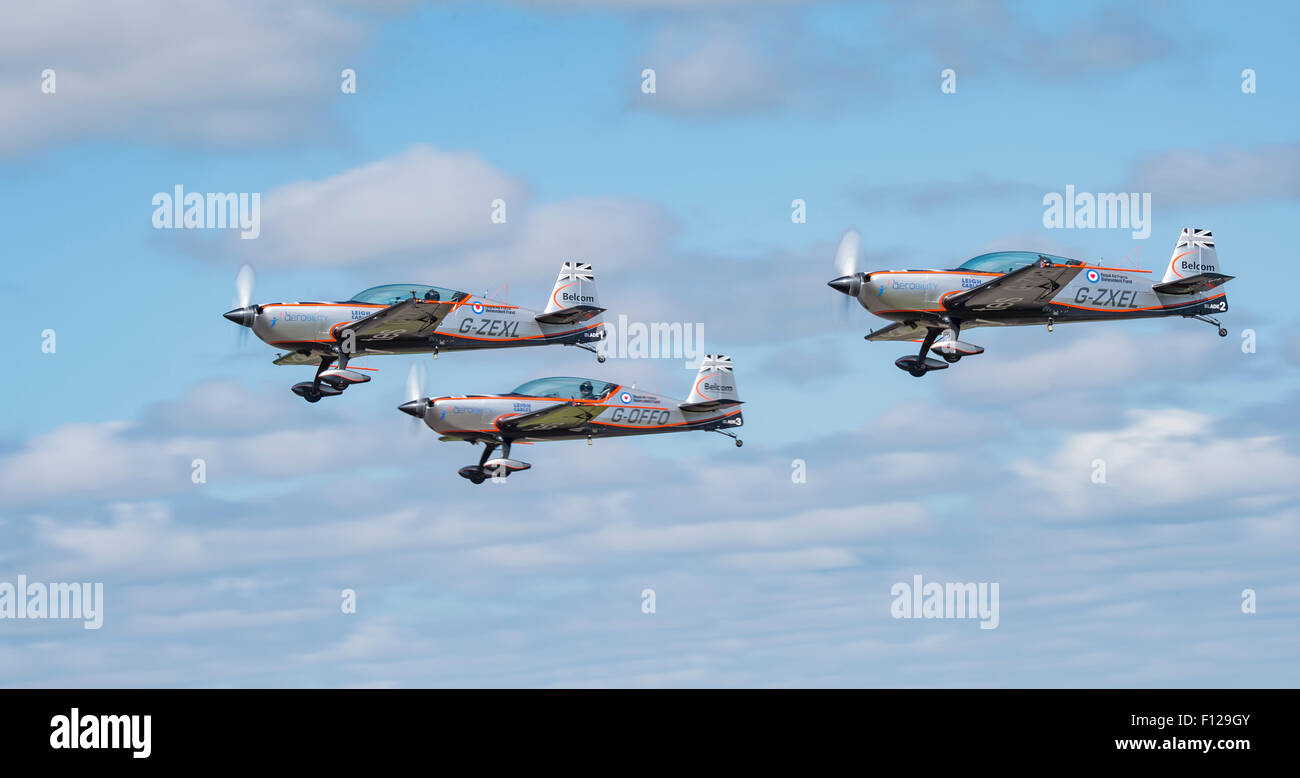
top-left (0, 380), bottom-right (429, 505)
top-left (0, 0), bottom-right (364, 154)
top-left (634, 25), bottom-right (785, 117)
top-left (1130, 144), bottom-right (1300, 205)
top-left (244, 145), bottom-right (529, 267)
top-left (1011, 408), bottom-right (1300, 518)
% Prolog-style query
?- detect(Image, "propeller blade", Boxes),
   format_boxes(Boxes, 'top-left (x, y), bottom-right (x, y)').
top-left (832, 229), bottom-right (864, 320)
top-left (235, 264), bottom-right (255, 309)
top-left (406, 361), bottom-right (426, 403)
top-left (403, 362), bottom-right (428, 434)
top-left (833, 229), bottom-right (860, 277)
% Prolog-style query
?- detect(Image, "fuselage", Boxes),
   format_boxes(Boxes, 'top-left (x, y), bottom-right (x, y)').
top-left (249, 294), bottom-right (602, 356)
top-left (858, 262), bottom-right (1227, 327)
top-left (423, 386), bottom-right (742, 443)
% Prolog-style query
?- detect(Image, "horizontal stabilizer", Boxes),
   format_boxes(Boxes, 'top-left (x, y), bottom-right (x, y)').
top-left (679, 399), bottom-right (744, 413)
top-left (1152, 272), bottom-right (1233, 295)
top-left (535, 304), bottom-right (605, 325)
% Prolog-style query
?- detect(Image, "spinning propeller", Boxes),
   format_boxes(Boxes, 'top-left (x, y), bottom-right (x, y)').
top-left (224, 264), bottom-right (259, 346)
top-left (398, 361), bottom-right (430, 433)
top-left (829, 229), bottom-right (866, 317)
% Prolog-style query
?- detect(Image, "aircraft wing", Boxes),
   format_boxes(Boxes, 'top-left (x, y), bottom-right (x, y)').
top-left (495, 402), bottom-right (606, 435)
top-left (1152, 272), bottom-right (1233, 295)
top-left (864, 321), bottom-right (934, 342)
top-left (943, 259), bottom-right (1084, 315)
top-left (273, 352), bottom-right (323, 366)
top-left (342, 296), bottom-right (462, 342)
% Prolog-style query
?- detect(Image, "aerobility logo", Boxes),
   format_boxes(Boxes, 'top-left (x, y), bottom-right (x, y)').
top-left (890, 574), bottom-right (999, 630)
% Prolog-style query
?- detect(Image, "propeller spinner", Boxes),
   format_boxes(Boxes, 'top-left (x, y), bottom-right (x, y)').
top-left (223, 264), bottom-right (259, 328)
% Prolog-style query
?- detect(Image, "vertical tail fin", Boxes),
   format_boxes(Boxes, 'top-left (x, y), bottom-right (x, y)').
top-left (686, 354), bottom-right (740, 406)
top-left (1163, 228), bottom-right (1219, 283)
top-left (544, 261), bottom-right (600, 314)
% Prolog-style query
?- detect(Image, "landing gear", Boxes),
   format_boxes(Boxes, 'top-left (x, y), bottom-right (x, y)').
top-left (292, 355), bottom-right (341, 402)
top-left (458, 440), bottom-right (531, 484)
top-left (571, 342), bottom-right (606, 363)
top-left (715, 429), bottom-right (743, 447)
top-left (1187, 313), bottom-right (1228, 338)
top-left (895, 327), bottom-right (949, 377)
top-left (458, 441), bottom-right (497, 484)
top-left (291, 351), bottom-right (372, 403)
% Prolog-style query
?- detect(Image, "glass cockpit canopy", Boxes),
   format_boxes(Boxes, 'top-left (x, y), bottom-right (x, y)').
top-left (509, 377), bottom-right (616, 400)
top-left (348, 284), bottom-right (462, 305)
top-left (955, 251), bottom-right (1078, 273)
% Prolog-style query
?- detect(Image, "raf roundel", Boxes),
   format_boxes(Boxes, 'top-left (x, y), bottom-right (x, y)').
top-left (1086, 269), bottom-right (1100, 283)
top-left (471, 303), bottom-right (485, 315)
top-left (620, 392), bottom-right (632, 403)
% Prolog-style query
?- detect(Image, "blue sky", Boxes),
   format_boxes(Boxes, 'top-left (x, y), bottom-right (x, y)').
top-left (1, 0), bottom-right (1298, 687)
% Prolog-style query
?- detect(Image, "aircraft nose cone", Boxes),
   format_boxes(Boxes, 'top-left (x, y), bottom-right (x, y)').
top-left (828, 274), bottom-right (861, 297)
top-left (398, 399), bottom-right (425, 419)
top-left (223, 307), bottom-right (255, 327)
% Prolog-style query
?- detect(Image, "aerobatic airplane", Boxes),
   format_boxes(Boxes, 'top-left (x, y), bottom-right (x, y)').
top-left (223, 262), bottom-right (606, 402)
top-left (399, 355), bottom-right (744, 483)
top-left (828, 227), bottom-right (1233, 376)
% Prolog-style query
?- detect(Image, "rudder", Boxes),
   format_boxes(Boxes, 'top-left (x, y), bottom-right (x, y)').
top-left (545, 261), bottom-right (601, 314)
top-left (686, 354), bottom-right (740, 406)
top-left (1163, 228), bottom-right (1219, 283)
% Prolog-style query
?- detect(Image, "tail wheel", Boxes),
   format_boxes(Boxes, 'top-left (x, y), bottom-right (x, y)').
top-left (1218, 327), bottom-right (1228, 337)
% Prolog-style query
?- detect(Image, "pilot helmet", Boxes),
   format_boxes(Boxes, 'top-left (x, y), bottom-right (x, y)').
top-left (580, 380), bottom-right (593, 396)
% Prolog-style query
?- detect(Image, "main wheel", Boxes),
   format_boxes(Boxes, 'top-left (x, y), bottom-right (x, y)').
top-left (469, 474), bottom-right (486, 484)
top-left (304, 392), bottom-right (321, 403)
top-left (909, 367), bottom-right (927, 377)
top-left (943, 353), bottom-right (961, 364)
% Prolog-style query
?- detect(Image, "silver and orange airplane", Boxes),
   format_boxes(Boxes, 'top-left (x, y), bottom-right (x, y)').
top-left (398, 355), bottom-right (744, 483)
top-left (223, 262), bottom-right (607, 402)
top-left (828, 227), bottom-right (1233, 376)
